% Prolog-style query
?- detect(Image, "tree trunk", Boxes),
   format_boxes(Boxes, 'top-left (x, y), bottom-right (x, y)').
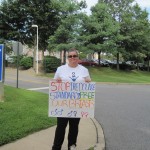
top-left (148, 56), bottom-right (150, 72)
top-left (62, 49), bottom-right (66, 64)
top-left (117, 52), bottom-right (120, 70)
top-left (98, 51), bottom-right (101, 65)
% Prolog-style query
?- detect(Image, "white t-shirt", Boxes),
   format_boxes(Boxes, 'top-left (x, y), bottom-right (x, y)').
top-left (54, 64), bottom-right (91, 82)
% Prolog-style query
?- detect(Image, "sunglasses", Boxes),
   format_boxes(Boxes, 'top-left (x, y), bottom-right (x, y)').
top-left (68, 55), bottom-right (78, 58)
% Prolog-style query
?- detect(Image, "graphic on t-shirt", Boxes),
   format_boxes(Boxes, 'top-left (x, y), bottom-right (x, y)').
top-left (69, 72), bottom-right (79, 82)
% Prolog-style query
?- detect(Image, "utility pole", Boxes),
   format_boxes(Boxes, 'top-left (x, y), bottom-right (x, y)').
top-left (31, 25), bottom-right (39, 74)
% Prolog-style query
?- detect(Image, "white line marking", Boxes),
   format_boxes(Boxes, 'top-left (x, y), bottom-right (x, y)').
top-left (28, 87), bottom-right (49, 91)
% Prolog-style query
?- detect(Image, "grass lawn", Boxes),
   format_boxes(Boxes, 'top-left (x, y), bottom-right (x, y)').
top-left (88, 67), bottom-right (150, 83)
top-left (0, 86), bottom-right (56, 146)
top-left (1, 67), bottom-right (150, 146)
top-left (45, 67), bottom-right (150, 83)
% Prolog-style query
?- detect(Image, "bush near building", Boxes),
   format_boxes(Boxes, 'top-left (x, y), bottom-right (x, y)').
top-left (43, 56), bottom-right (61, 73)
top-left (20, 57), bottom-right (33, 69)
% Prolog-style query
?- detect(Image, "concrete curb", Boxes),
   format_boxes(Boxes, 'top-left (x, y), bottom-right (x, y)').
top-left (91, 118), bottom-right (105, 150)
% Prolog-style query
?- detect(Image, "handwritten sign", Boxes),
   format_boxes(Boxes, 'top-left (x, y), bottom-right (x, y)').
top-left (48, 81), bottom-right (96, 118)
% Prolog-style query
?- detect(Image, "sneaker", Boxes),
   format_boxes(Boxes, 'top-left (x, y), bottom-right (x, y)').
top-left (69, 145), bottom-right (76, 150)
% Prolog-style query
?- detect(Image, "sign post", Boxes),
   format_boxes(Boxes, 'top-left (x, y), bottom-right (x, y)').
top-left (12, 41), bottom-right (23, 88)
top-left (0, 44), bottom-right (4, 101)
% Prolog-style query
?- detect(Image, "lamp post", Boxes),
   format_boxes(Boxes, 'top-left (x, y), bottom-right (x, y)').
top-left (32, 24), bottom-right (38, 74)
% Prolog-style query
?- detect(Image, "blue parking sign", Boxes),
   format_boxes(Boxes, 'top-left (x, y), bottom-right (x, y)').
top-left (0, 44), bottom-right (4, 82)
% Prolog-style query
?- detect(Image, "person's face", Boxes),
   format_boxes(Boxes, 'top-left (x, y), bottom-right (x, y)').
top-left (67, 51), bottom-right (79, 66)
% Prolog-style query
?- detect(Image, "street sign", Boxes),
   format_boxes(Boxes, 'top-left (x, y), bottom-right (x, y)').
top-left (12, 41), bottom-right (23, 88)
top-left (0, 44), bottom-right (4, 82)
top-left (12, 41), bottom-right (23, 55)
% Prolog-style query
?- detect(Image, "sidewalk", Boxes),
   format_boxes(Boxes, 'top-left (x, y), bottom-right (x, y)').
top-left (2, 68), bottom-right (105, 150)
top-left (0, 118), bottom-right (105, 150)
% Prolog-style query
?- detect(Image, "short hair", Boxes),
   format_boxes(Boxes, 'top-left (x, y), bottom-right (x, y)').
top-left (68, 48), bottom-right (79, 55)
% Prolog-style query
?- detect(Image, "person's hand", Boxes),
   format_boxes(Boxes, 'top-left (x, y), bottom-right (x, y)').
top-left (84, 77), bottom-right (91, 82)
top-left (56, 77), bottom-right (62, 83)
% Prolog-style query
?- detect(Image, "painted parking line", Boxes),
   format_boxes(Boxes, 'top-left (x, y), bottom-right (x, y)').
top-left (28, 87), bottom-right (49, 91)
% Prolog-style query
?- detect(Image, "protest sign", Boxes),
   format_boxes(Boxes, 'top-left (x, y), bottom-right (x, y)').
top-left (48, 81), bottom-right (96, 118)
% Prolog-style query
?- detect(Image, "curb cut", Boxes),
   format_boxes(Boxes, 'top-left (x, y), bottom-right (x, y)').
top-left (91, 118), bottom-right (105, 150)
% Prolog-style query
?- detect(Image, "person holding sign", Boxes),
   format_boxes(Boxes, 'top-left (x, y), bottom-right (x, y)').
top-left (52, 49), bottom-right (91, 150)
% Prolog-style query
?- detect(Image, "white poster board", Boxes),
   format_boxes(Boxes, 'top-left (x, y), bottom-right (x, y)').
top-left (48, 81), bottom-right (96, 118)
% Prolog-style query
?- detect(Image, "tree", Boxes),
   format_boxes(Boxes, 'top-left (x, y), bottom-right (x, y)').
top-left (48, 14), bottom-right (81, 63)
top-left (144, 34), bottom-right (150, 71)
top-left (97, 0), bottom-right (134, 69)
top-left (120, 4), bottom-right (150, 69)
top-left (0, 0), bottom-right (86, 49)
top-left (48, 1), bottom-right (87, 64)
top-left (80, 2), bottom-right (120, 65)
top-left (0, 0), bottom-right (86, 69)
top-left (0, 0), bottom-right (63, 48)
top-left (98, 0), bottom-right (134, 20)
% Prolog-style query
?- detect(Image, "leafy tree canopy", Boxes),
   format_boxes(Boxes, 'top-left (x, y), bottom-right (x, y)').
top-left (0, 0), bottom-right (86, 50)
top-left (81, 2), bottom-right (120, 54)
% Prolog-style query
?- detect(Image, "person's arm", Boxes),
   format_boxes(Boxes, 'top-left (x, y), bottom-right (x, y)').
top-left (54, 67), bottom-right (62, 82)
top-left (83, 68), bottom-right (91, 82)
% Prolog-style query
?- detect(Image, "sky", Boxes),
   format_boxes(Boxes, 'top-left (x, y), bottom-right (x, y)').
top-left (79, 0), bottom-right (150, 19)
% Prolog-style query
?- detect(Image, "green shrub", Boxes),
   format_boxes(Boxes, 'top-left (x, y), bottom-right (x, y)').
top-left (79, 53), bottom-right (87, 59)
top-left (12, 55), bottom-right (24, 65)
top-left (20, 57), bottom-right (33, 69)
top-left (43, 56), bottom-right (61, 73)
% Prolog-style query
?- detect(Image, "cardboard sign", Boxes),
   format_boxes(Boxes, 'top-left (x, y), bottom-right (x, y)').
top-left (49, 81), bottom-right (95, 118)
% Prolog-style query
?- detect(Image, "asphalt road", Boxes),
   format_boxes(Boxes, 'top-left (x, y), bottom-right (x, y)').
top-left (95, 84), bottom-right (150, 150)
top-left (4, 68), bottom-right (150, 150)
top-left (4, 68), bottom-right (49, 93)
